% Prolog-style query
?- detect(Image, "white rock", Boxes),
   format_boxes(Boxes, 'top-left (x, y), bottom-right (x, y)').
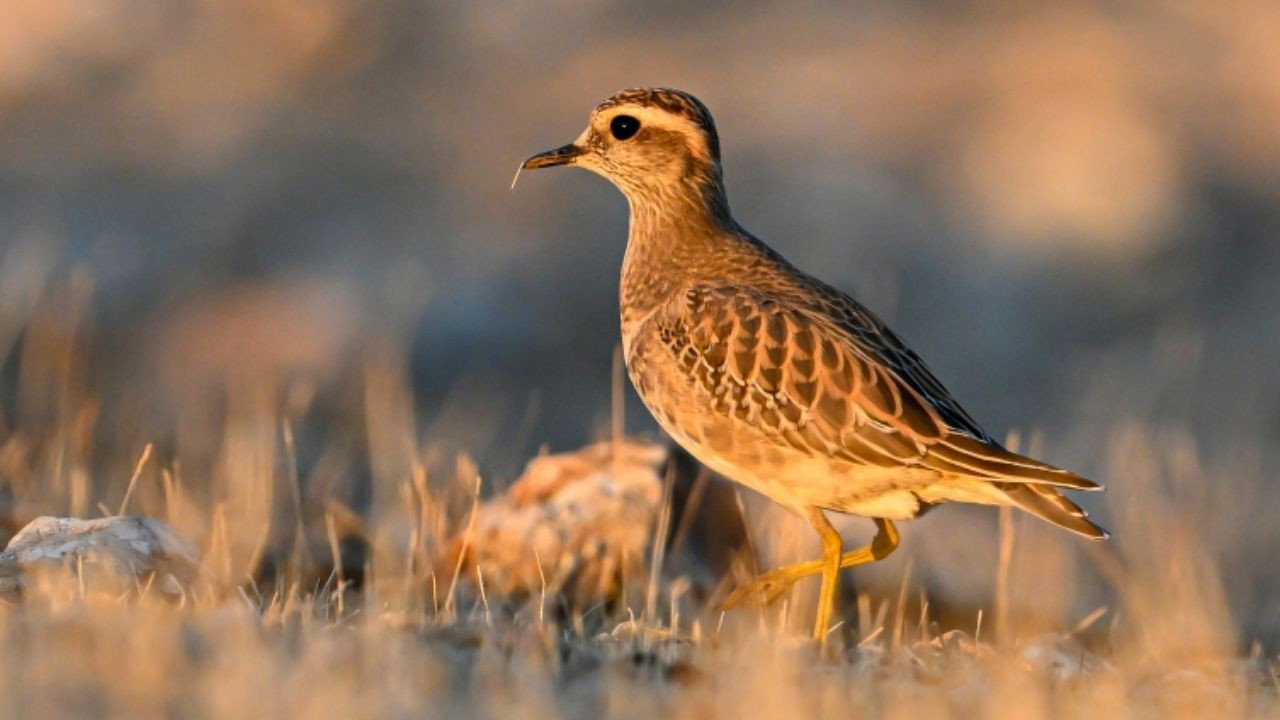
top-left (0, 516), bottom-right (201, 600)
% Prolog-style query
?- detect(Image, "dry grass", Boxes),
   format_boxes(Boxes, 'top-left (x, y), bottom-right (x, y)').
top-left (0, 264), bottom-right (1276, 720)
top-left (0, 1), bottom-right (1278, 716)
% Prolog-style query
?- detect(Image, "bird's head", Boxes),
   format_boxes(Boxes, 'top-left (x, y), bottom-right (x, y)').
top-left (519, 88), bottom-right (725, 210)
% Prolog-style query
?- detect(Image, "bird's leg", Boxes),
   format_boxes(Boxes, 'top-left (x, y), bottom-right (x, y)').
top-left (808, 507), bottom-right (844, 642)
top-left (720, 518), bottom-right (900, 614)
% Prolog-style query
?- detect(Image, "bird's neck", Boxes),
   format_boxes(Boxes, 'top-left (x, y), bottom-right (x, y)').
top-left (619, 177), bottom-right (745, 327)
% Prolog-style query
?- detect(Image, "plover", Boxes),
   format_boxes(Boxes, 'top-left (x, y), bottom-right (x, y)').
top-left (519, 88), bottom-right (1106, 642)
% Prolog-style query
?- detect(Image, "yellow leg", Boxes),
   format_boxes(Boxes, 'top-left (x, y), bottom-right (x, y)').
top-left (721, 518), bottom-right (900, 624)
top-left (808, 507), bottom-right (843, 641)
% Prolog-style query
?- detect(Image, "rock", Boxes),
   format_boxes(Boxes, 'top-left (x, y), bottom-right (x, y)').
top-left (442, 440), bottom-right (667, 609)
top-left (0, 516), bottom-right (201, 600)
top-left (1018, 633), bottom-right (1111, 680)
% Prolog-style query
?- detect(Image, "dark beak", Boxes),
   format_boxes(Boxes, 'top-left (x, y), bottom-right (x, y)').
top-left (521, 143), bottom-right (586, 170)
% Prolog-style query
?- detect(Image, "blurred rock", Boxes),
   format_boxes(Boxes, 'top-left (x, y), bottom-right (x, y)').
top-left (443, 440), bottom-right (667, 609)
top-left (0, 515), bottom-right (201, 601)
top-left (1018, 633), bottom-right (1110, 681)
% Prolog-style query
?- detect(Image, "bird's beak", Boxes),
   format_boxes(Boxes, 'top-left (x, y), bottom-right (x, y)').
top-left (520, 143), bottom-right (586, 170)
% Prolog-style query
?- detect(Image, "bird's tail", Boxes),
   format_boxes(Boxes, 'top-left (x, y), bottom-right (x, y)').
top-left (928, 434), bottom-right (1102, 490)
top-left (996, 482), bottom-right (1109, 540)
top-left (922, 434), bottom-right (1108, 539)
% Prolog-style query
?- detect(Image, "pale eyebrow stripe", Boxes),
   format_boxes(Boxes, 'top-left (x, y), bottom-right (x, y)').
top-left (597, 103), bottom-right (715, 163)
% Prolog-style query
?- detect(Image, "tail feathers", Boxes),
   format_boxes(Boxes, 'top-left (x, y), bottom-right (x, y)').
top-left (999, 482), bottom-right (1109, 540)
top-left (927, 435), bottom-right (1103, 491)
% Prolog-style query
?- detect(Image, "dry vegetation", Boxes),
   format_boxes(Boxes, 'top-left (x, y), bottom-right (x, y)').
top-left (2, 1), bottom-right (1279, 717)
top-left (0, 272), bottom-right (1276, 720)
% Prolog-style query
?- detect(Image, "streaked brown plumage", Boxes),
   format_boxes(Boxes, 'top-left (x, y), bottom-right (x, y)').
top-left (520, 87), bottom-right (1106, 641)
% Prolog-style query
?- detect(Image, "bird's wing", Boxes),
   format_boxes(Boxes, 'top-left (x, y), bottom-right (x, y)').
top-left (800, 280), bottom-right (994, 442)
top-left (658, 285), bottom-right (1098, 489)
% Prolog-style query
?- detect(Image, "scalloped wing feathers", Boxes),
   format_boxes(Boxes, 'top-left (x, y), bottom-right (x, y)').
top-left (658, 285), bottom-right (1101, 494)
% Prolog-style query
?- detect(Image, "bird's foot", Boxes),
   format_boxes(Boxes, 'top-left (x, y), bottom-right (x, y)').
top-left (719, 565), bottom-right (812, 611)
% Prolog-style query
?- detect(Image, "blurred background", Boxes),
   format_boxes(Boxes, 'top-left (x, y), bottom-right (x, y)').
top-left (1, 0), bottom-right (1278, 645)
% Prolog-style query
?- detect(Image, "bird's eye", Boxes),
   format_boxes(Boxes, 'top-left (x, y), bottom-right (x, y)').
top-left (610, 115), bottom-right (640, 141)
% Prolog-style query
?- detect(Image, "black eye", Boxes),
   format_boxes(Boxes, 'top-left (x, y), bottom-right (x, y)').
top-left (610, 115), bottom-right (640, 141)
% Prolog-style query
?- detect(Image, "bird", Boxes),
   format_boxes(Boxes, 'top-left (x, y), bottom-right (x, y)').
top-left (517, 87), bottom-right (1106, 643)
